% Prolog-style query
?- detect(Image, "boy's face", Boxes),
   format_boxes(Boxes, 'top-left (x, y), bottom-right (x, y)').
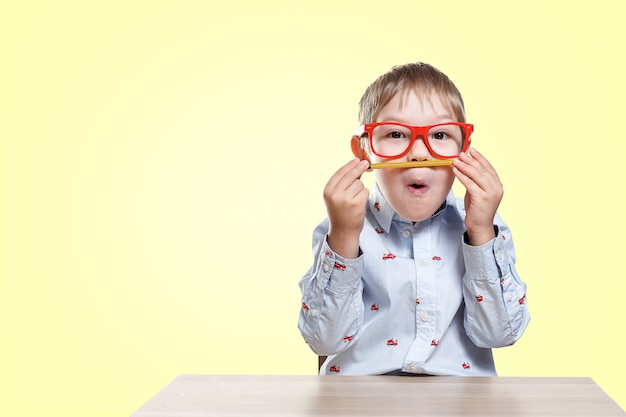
top-left (370, 91), bottom-right (456, 222)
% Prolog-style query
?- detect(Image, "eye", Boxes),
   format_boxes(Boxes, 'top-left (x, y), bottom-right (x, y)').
top-left (432, 131), bottom-right (448, 140)
top-left (372, 124), bottom-right (411, 144)
top-left (388, 130), bottom-right (406, 139)
top-left (429, 125), bottom-right (461, 142)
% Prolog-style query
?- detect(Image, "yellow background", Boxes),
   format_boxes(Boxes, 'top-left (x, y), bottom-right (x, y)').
top-left (2, 1), bottom-right (625, 415)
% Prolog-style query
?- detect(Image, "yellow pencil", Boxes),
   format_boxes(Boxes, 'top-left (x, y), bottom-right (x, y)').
top-left (369, 160), bottom-right (454, 169)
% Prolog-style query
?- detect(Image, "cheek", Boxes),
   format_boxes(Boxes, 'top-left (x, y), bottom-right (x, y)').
top-left (441, 169), bottom-right (455, 187)
top-left (369, 154), bottom-right (385, 164)
top-left (433, 170), bottom-right (456, 197)
top-left (374, 170), bottom-right (398, 190)
top-left (374, 171), bottom-right (406, 204)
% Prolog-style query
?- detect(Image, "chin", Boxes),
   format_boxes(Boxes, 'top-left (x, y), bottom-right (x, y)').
top-left (398, 210), bottom-right (433, 223)
top-left (396, 200), bottom-right (446, 222)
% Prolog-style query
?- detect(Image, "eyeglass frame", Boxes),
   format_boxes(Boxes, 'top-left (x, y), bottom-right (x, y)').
top-left (358, 121), bottom-right (474, 160)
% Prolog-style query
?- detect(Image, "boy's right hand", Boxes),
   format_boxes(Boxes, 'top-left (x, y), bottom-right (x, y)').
top-left (323, 158), bottom-right (370, 259)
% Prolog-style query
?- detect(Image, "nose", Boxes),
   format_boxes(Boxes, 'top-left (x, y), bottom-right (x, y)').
top-left (406, 136), bottom-right (432, 161)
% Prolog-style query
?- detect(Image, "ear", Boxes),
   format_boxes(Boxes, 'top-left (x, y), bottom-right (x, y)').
top-left (351, 135), bottom-right (370, 162)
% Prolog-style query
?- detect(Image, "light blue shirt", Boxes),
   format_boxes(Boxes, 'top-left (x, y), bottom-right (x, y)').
top-left (298, 185), bottom-right (530, 376)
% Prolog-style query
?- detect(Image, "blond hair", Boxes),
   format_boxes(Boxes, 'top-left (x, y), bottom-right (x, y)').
top-left (358, 63), bottom-right (466, 125)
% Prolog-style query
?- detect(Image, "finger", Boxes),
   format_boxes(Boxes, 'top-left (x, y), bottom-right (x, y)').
top-left (337, 184), bottom-right (370, 212)
top-left (454, 151), bottom-right (500, 193)
top-left (453, 153), bottom-right (485, 192)
top-left (328, 159), bottom-right (370, 193)
top-left (344, 177), bottom-right (369, 201)
top-left (325, 159), bottom-right (359, 194)
top-left (468, 148), bottom-right (500, 181)
top-left (453, 162), bottom-right (495, 198)
top-left (453, 152), bottom-right (504, 210)
top-left (452, 164), bottom-right (478, 194)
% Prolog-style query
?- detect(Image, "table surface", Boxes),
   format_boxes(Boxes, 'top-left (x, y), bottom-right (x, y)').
top-left (131, 374), bottom-right (625, 417)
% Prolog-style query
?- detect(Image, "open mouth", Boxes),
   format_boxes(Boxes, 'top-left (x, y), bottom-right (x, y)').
top-left (407, 180), bottom-right (428, 194)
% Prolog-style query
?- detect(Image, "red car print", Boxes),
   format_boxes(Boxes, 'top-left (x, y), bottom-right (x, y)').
top-left (387, 339), bottom-right (398, 346)
top-left (431, 339), bottom-right (439, 347)
top-left (432, 256), bottom-right (441, 261)
top-left (462, 362), bottom-right (471, 369)
top-left (374, 202), bottom-right (381, 211)
top-left (343, 336), bottom-right (353, 343)
top-left (324, 250), bottom-right (332, 258)
top-left (519, 294), bottom-right (526, 304)
top-left (475, 295), bottom-right (484, 302)
top-left (370, 304), bottom-right (379, 311)
top-left (375, 228), bottom-right (384, 234)
top-left (415, 298), bottom-right (421, 305)
top-left (382, 253), bottom-right (396, 260)
top-left (334, 262), bottom-right (346, 271)
top-left (301, 302), bottom-right (309, 312)
top-left (329, 365), bottom-right (340, 373)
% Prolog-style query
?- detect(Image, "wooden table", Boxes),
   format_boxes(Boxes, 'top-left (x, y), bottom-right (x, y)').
top-left (131, 375), bottom-right (625, 416)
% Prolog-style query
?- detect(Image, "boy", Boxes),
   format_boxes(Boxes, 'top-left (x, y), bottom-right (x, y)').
top-left (298, 63), bottom-right (529, 376)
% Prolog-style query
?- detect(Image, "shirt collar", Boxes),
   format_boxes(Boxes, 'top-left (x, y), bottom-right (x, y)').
top-left (370, 184), bottom-right (464, 233)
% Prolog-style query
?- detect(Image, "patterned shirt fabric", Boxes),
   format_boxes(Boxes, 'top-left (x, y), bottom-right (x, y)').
top-left (298, 185), bottom-right (530, 376)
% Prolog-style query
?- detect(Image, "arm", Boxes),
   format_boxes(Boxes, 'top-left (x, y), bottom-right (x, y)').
top-left (462, 219), bottom-right (530, 347)
top-left (324, 158), bottom-right (370, 258)
top-left (297, 221), bottom-right (365, 356)
top-left (298, 159), bottom-right (370, 355)
top-left (453, 149), bottom-right (530, 347)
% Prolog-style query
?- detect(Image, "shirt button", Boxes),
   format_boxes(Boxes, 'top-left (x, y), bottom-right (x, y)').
top-left (421, 313), bottom-right (430, 322)
top-left (420, 260), bottom-right (428, 267)
top-left (496, 250), bottom-right (504, 261)
top-left (402, 230), bottom-right (411, 238)
top-left (322, 263), bottom-right (330, 272)
top-left (409, 363), bottom-right (418, 372)
top-left (310, 309), bottom-right (318, 317)
top-left (507, 293), bottom-right (514, 302)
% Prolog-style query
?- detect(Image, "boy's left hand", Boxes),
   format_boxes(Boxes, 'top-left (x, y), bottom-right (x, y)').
top-left (452, 148), bottom-right (503, 246)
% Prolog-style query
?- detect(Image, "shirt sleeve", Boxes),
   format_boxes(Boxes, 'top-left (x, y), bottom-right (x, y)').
top-left (297, 219), bottom-right (365, 356)
top-left (462, 214), bottom-right (530, 348)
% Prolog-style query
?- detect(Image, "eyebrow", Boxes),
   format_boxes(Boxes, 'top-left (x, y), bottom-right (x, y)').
top-left (375, 116), bottom-right (456, 125)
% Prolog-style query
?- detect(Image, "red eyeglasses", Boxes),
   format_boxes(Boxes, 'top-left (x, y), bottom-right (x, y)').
top-left (360, 122), bottom-right (473, 159)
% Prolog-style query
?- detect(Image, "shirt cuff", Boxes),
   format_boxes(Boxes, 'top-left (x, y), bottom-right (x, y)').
top-left (462, 227), bottom-right (502, 282)
top-left (316, 237), bottom-right (364, 293)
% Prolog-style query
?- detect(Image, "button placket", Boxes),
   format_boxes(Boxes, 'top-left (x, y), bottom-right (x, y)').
top-left (407, 219), bottom-right (437, 368)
